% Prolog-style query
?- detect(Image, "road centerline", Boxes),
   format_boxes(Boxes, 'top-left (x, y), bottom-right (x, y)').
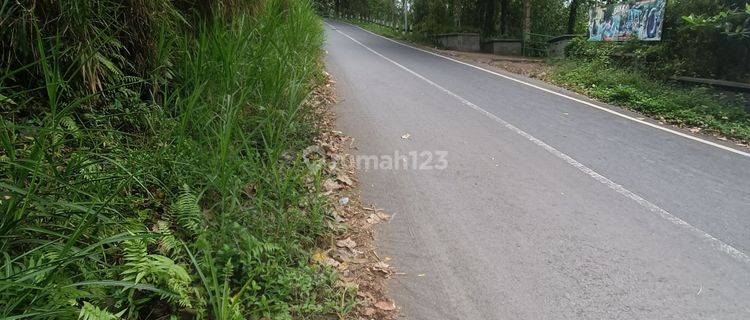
top-left (324, 21), bottom-right (750, 266)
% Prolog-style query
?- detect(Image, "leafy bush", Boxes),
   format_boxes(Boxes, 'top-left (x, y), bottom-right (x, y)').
top-left (564, 36), bottom-right (685, 78)
top-left (565, 37), bottom-right (618, 61)
top-left (682, 3), bottom-right (750, 38)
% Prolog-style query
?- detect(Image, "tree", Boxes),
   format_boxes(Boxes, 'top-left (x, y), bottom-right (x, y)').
top-left (567, 0), bottom-right (580, 34)
top-left (523, 0), bottom-right (531, 41)
top-left (453, 0), bottom-right (462, 28)
top-left (482, 0), bottom-right (498, 34)
top-left (500, 0), bottom-right (510, 35)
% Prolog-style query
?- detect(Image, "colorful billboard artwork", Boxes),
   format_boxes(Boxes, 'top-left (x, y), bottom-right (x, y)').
top-left (588, 0), bottom-right (666, 41)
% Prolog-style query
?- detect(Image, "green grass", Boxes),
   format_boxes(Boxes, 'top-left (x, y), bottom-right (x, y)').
top-left (1, 0), bottom-right (354, 318)
top-left (550, 60), bottom-right (750, 142)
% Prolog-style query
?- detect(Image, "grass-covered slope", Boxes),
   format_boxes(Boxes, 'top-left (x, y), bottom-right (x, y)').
top-left (551, 38), bottom-right (750, 143)
top-left (551, 61), bottom-right (750, 142)
top-left (1, 1), bottom-right (351, 318)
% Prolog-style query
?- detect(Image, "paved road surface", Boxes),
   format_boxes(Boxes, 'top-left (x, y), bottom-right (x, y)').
top-left (323, 20), bottom-right (750, 319)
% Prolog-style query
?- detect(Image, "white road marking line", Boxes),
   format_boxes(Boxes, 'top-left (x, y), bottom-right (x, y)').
top-left (325, 22), bottom-right (750, 265)
top-left (334, 21), bottom-right (750, 159)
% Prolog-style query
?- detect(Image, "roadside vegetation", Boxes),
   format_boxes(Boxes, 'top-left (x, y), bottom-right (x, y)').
top-left (1, 0), bottom-right (354, 318)
top-left (551, 38), bottom-right (750, 142)
top-left (549, 1), bottom-right (750, 142)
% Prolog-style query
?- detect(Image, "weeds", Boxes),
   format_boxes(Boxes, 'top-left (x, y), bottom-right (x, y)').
top-left (551, 59), bottom-right (750, 142)
top-left (1, 0), bottom-right (352, 318)
top-left (553, 37), bottom-right (750, 142)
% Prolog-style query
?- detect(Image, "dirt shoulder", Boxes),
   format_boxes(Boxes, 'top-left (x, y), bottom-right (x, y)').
top-left (433, 50), bottom-right (552, 80)
top-left (307, 72), bottom-right (400, 320)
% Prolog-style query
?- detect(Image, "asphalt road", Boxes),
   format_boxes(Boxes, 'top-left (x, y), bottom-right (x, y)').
top-left (323, 20), bottom-right (750, 319)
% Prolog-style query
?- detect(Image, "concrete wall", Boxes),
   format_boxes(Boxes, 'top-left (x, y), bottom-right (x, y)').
top-left (481, 40), bottom-right (522, 56)
top-left (547, 35), bottom-right (578, 59)
top-left (435, 33), bottom-right (481, 52)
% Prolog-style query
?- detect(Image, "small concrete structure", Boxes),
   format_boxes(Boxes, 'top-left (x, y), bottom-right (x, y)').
top-left (547, 35), bottom-right (579, 59)
top-left (481, 39), bottom-right (523, 56)
top-left (435, 33), bottom-right (481, 52)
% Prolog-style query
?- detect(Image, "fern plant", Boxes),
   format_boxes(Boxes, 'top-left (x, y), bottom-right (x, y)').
top-left (52, 115), bottom-right (83, 147)
top-left (121, 239), bottom-right (193, 309)
top-left (170, 185), bottom-right (204, 234)
top-left (155, 220), bottom-right (182, 256)
top-left (78, 302), bottom-right (125, 320)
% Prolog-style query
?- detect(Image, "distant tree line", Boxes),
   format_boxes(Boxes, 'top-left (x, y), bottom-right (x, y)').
top-left (315, 0), bottom-right (606, 37)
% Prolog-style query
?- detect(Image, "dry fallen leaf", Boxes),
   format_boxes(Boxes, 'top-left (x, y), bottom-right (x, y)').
top-left (337, 261), bottom-right (350, 271)
top-left (357, 290), bottom-right (375, 301)
top-left (372, 261), bottom-right (391, 274)
top-left (311, 250), bottom-right (339, 267)
top-left (363, 307), bottom-right (376, 316)
top-left (336, 247), bottom-right (367, 264)
top-left (376, 212), bottom-right (390, 221)
top-left (337, 174), bottom-right (354, 187)
top-left (375, 300), bottom-right (396, 311)
top-left (330, 211), bottom-right (346, 223)
top-left (323, 178), bottom-right (342, 191)
top-left (336, 237), bottom-right (357, 249)
top-left (366, 213), bottom-right (381, 224)
top-left (323, 257), bottom-right (339, 267)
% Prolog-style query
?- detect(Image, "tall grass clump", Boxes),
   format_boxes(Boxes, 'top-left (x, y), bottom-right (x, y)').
top-left (1, 0), bottom-right (353, 318)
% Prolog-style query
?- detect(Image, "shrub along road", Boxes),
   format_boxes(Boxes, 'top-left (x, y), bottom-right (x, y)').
top-left (324, 20), bottom-right (750, 319)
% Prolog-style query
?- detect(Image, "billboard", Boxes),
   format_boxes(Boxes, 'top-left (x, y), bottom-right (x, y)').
top-left (588, 0), bottom-right (666, 41)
